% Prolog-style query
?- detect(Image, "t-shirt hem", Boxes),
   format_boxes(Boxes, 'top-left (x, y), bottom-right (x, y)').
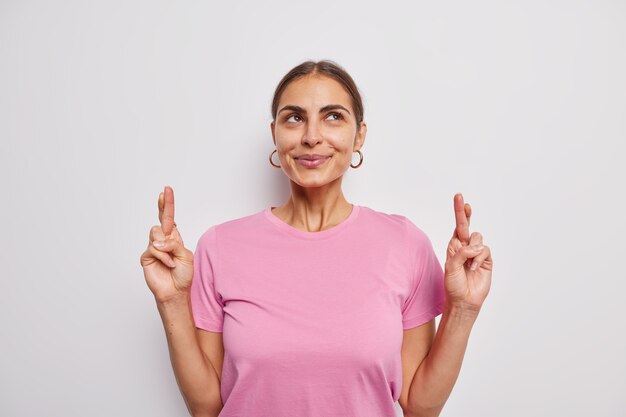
top-left (402, 301), bottom-right (445, 330)
top-left (193, 316), bottom-right (224, 333)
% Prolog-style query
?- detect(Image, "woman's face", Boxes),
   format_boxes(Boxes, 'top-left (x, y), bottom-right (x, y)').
top-left (270, 74), bottom-right (366, 188)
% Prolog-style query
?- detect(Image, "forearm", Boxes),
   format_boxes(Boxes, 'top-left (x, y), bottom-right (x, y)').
top-left (157, 293), bottom-right (222, 417)
top-left (404, 302), bottom-right (479, 417)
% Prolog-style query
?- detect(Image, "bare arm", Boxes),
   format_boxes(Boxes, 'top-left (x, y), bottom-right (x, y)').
top-left (403, 302), bottom-right (478, 417)
top-left (402, 193), bottom-right (492, 416)
top-left (157, 293), bottom-right (223, 417)
top-left (140, 186), bottom-right (224, 416)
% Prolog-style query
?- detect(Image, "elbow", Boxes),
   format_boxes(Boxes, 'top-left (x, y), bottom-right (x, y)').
top-left (401, 399), bottom-right (446, 417)
top-left (190, 413), bottom-right (219, 417)
top-left (183, 394), bottom-right (223, 417)
top-left (190, 412), bottom-right (220, 417)
top-left (187, 404), bottom-right (222, 417)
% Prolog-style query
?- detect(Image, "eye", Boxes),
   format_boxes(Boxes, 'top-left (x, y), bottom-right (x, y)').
top-left (286, 114), bottom-right (302, 123)
top-left (326, 112), bottom-right (344, 121)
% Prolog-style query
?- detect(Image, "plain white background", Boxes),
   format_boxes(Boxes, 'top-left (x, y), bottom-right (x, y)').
top-left (2, 1), bottom-right (624, 416)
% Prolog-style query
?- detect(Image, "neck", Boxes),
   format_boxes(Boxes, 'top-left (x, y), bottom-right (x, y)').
top-left (271, 177), bottom-right (353, 232)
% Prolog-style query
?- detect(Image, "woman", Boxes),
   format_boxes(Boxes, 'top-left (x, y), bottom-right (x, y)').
top-left (140, 60), bottom-right (493, 417)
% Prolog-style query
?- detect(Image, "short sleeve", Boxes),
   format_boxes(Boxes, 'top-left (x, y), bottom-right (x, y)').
top-left (401, 220), bottom-right (446, 330)
top-left (190, 225), bottom-right (224, 332)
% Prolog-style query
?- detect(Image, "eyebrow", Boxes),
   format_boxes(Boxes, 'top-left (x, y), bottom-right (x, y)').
top-left (277, 104), bottom-right (351, 116)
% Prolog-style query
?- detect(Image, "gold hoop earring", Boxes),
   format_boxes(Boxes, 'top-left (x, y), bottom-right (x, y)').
top-left (269, 149), bottom-right (281, 168)
top-left (350, 150), bottom-right (363, 168)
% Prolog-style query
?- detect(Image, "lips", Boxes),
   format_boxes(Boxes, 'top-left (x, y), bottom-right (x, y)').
top-left (296, 157), bottom-right (329, 168)
top-left (296, 154), bottom-right (331, 161)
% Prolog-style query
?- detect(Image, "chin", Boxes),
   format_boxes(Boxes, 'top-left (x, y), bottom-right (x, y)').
top-left (292, 172), bottom-right (344, 188)
top-left (295, 179), bottom-right (331, 188)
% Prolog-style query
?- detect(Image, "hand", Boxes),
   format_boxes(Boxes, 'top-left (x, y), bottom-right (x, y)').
top-left (443, 193), bottom-right (493, 312)
top-left (139, 186), bottom-right (194, 304)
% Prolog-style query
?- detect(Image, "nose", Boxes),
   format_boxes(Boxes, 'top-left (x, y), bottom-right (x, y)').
top-left (302, 120), bottom-right (322, 147)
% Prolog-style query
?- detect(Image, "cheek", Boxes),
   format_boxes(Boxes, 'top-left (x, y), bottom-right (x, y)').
top-left (327, 127), bottom-right (355, 144)
top-left (274, 130), bottom-right (301, 150)
top-left (329, 136), bottom-right (356, 154)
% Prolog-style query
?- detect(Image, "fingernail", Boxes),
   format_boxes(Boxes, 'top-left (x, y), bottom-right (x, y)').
top-left (168, 259), bottom-right (176, 268)
top-left (471, 245), bottom-right (484, 252)
top-left (470, 261), bottom-right (478, 271)
top-left (153, 240), bottom-right (165, 248)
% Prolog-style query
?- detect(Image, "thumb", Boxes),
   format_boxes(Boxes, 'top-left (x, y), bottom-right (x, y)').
top-left (448, 244), bottom-right (484, 270)
top-left (152, 238), bottom-right (192, 263)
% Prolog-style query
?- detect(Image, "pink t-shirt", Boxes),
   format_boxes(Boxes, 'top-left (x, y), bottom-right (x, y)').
top-left (190, 204), bottom-right (446, 417)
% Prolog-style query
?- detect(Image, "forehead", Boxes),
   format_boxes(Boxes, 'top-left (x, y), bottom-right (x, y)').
top-left (278, 74), bottom-right (352, 110)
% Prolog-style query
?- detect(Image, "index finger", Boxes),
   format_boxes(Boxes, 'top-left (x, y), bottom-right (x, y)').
top-left (454, 193), bottom-right (470, 244)
top-left (160, 185), bottom-right (176, 236)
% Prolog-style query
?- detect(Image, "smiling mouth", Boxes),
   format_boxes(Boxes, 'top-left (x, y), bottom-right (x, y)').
top-left (295, 154), bottom-right (332, 161)
top-left (295, 155), bottom-right (331, 168)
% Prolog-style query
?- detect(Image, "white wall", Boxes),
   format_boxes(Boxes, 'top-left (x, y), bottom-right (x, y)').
top-left (1, 1), bottom-right (624, 416)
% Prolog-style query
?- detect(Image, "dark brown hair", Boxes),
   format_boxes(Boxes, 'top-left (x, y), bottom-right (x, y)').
top-left (271, 59), bottom-right (364, 128)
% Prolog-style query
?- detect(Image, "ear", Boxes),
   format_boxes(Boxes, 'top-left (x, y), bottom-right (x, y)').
top-left (270, 120), bottom-right (276, 146)
top-left (353, 121), bottom-right (367, 151)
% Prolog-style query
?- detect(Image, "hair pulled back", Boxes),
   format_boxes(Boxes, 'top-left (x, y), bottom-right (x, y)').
top-left (270, 59), bottom-right (364, 128)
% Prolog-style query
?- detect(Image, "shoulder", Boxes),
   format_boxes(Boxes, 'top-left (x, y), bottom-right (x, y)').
top-left (358, 205), bottom-right (408, 233)
top-left (359, 205), bottom-right (431, 245)
top-left (196, 208), bottom-right (265, 248)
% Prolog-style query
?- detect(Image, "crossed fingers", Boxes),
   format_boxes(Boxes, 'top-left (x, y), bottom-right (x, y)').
top-left (453, 193), bottom-right (472, 244)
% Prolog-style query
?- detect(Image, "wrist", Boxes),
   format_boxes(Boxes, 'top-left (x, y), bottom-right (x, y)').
top-left (155, 291), bottom-right (191, 309)
top-left (444, 300), bottom-right (481, 320)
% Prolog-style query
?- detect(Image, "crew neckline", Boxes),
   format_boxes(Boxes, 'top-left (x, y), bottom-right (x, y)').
top-left (264, 204), bottom-right (360, 240)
